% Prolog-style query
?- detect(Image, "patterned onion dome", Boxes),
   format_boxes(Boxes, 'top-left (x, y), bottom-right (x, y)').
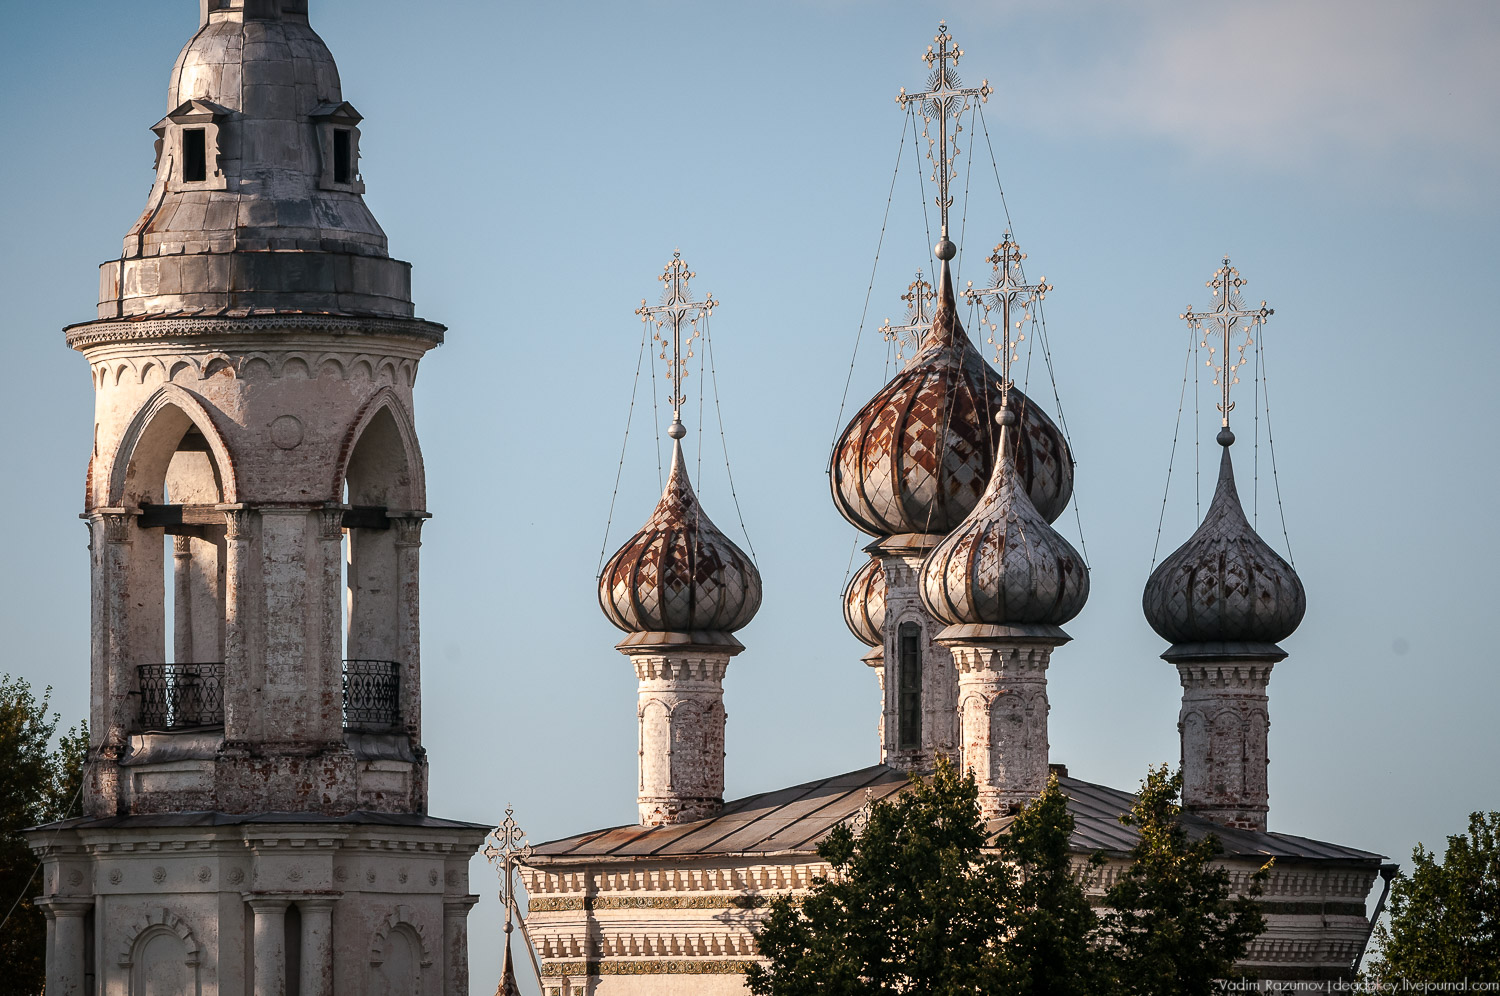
top-left (920, 406), bottom-right (1089, 629)
top-left (830, 264), bottom-right (1073, 538)
top-left (600, 439), bottom-right (762, 635)
top-left (842, 556), bottom-right (888, 648)
top-left (1143, 432), bottom-right (1305, 648)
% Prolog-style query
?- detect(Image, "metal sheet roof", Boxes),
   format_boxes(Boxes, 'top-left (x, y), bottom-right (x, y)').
top-left (529, 765), bottom-right (1383, 865)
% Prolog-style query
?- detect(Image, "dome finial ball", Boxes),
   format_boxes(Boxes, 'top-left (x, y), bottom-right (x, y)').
top-left (935, 238), bottom-right (957, 261)
top-left (667, 420), bottom-right (686, 440)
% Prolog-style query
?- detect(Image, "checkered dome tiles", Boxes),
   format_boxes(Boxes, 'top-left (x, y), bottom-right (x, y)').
top-left (830, 268), bottom-right (1073, 539)
top-left (599, 440), bottom-right (763, 636)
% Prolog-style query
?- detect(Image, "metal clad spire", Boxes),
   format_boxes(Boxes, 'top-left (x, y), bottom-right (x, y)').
top-left (1181, 257), bottom-right (1273, 430)
top-left (636, 252), bottom-right (717, 439)
top-left (963, 232), bottom-right (1052, 396)
top-left (897, 21), bottom-right (992, 248)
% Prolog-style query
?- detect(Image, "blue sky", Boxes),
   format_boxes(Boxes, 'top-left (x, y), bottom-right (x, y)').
top-left (2, 1), bottom-right (1497, 989)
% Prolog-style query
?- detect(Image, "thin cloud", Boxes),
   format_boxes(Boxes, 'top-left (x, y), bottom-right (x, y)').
top-left (960, 0), bottom-right (1500, 198)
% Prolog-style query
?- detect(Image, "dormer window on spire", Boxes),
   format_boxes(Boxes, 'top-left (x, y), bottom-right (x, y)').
top-left (312, 101), bottom-right (365, 193)
top-left (153, 99), bottom-right (229, 191)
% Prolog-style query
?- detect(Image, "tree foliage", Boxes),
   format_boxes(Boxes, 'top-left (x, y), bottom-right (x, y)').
top-left (748, 760), bottom-right (1270, 996)
top-left (1366, 811), bottom-right (1500, 984)
top-left (746, 758), bottom-right (1014, 995)
top-left (1100, 764), bottom-right (1269, 995)
top-left (0, 674), bottom-right (88, 986)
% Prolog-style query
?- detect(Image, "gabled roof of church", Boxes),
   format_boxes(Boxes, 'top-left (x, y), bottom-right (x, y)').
top-left (528, 764), bottom-right (1382, 865)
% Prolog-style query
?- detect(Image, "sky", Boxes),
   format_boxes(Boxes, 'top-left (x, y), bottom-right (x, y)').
top-left (2, 1), bottom-right (1498, 990)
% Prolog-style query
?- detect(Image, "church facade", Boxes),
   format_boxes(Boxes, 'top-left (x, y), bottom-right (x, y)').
top-left (520, 25), bottom-right (1389, 996)
top-left (25, 2), bottom-right (486, 994)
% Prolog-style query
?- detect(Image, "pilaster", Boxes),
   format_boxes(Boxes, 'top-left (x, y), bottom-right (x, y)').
top-left (36, 897), bottom-right (93, 996)
top-left (443, 895), bottom-right (481, 996)
top-left (392, 515), bottom-right (425, 746)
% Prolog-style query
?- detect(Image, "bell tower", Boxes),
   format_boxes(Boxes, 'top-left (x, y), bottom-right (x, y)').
top-left (26, 3), bottom-right (486, 994)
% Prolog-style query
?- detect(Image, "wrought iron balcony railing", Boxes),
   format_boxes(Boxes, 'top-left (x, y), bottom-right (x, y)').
top-left (343, 659), bottom-right (401, 731)
top-left (137, 662), bottom-right (225, 730)
top-left (134, 661), bottom-right (401, 733)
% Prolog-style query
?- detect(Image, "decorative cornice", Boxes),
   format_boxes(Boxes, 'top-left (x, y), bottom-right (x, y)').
top-left (66, 314), bottom-right (446, 351)
top-left (529, 894), bottom-right (773, 913)
top-left (541, 959), bottom-right (759, 978)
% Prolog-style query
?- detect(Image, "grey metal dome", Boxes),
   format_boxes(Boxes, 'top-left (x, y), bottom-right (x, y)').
top-left (92, 0), bottom-right (418, 323)
top-left (830, 263), bottom-right (1073, 539)
top-left (600, 440), bottom-right (762, 637)
top-left (919, 407), bottom-right (1089, 632)
top-left (1142, 436), bottom-right (1305, 655)
top-left (842, 556), bottom-right (887, 648)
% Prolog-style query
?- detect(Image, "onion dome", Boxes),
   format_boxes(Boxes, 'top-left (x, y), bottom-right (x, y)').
top-left (600, 439), bottom-right (762, 637)
top-left (843, 556), bottom-right (888, 648)
top-left (830, 262), bottom-right (1073, 539)
top-left (920, 404), bottom-right (1089, 634)
top-left (1143, 430), bottom-right (1305, 654)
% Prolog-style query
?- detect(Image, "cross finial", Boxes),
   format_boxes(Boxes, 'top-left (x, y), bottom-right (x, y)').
top-left (1180, 257), bottom-right (1273, 431)
top-left (880, 270), bottom-right (936, 365)
top-left (484, 804), bottom-right (534, 942)
top-left (963, 232), bottom-right (1052, 396)
top-left (636, 253), bottom-right (717, 438)
top-left (897, 22), bottom-right (992, 247)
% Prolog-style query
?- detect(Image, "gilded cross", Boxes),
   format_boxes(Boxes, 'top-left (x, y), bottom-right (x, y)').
top-left (880, 271), bottom-right (936, 365)
top-left (1180, 257), bottom-right (1273, 428)
top-left (897, 22), bottom-right (992, 242)
top-left (636, 252), bottom-right (717, 434)
top-left (963, 232), bottom-right (1052, 391)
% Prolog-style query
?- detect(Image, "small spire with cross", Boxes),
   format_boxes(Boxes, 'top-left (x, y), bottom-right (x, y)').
top-left (485, 805), bottom-right (535, 993)
top-left (1180, 257), bottom-right (1273, 430)
top-left (963, 232), bottom-right (1052, 395)
top-left (897, 21), bottom-right (993, 250)
top-left (636, 252), bottom-right (717, 440)
top-left (880, 271), bottom-right (936, 365)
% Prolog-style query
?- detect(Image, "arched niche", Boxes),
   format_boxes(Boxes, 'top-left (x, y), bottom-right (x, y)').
top-left (369, 905), bottom-right (431, 996)
top-left (119, 908), bottom-right (202, 996)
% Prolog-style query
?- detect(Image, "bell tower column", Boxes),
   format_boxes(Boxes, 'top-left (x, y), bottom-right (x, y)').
top-left (27, 4), bottom-right (489, 994)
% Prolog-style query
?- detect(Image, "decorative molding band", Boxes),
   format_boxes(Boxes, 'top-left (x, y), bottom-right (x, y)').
top-left (67, 314), bottom-right (446, 350)
top-left (529, 894), bottom-right (772, 913)
top-left (540, 959), bottom-right (759, 978)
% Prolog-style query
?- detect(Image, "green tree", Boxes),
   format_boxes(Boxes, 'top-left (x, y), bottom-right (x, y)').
top-left (1365, 811), bottom-right (1500, 984)
top-left (1100, 764), bottom-right (1269, 995)
top-left (0, 674), bottom-right (88, 986)
top-left (747, 760), bottom-right (1103, 996)
top-left (987, 773), bottom-right (1107, 995)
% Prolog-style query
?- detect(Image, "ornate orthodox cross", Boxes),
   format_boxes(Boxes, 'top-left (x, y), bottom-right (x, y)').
top-left (880, 271), bottom-right (936, 365)
top-left (1180, 257), bottom-right (1273, 428)
top-left (484, 805), bottom-right (534, 963)
top-left (897, 22), bottom-right (992, 242)
top-left (963, 233), bottom-right (1052, 391)
top-left (637, 252), bottom-right (717, 435)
